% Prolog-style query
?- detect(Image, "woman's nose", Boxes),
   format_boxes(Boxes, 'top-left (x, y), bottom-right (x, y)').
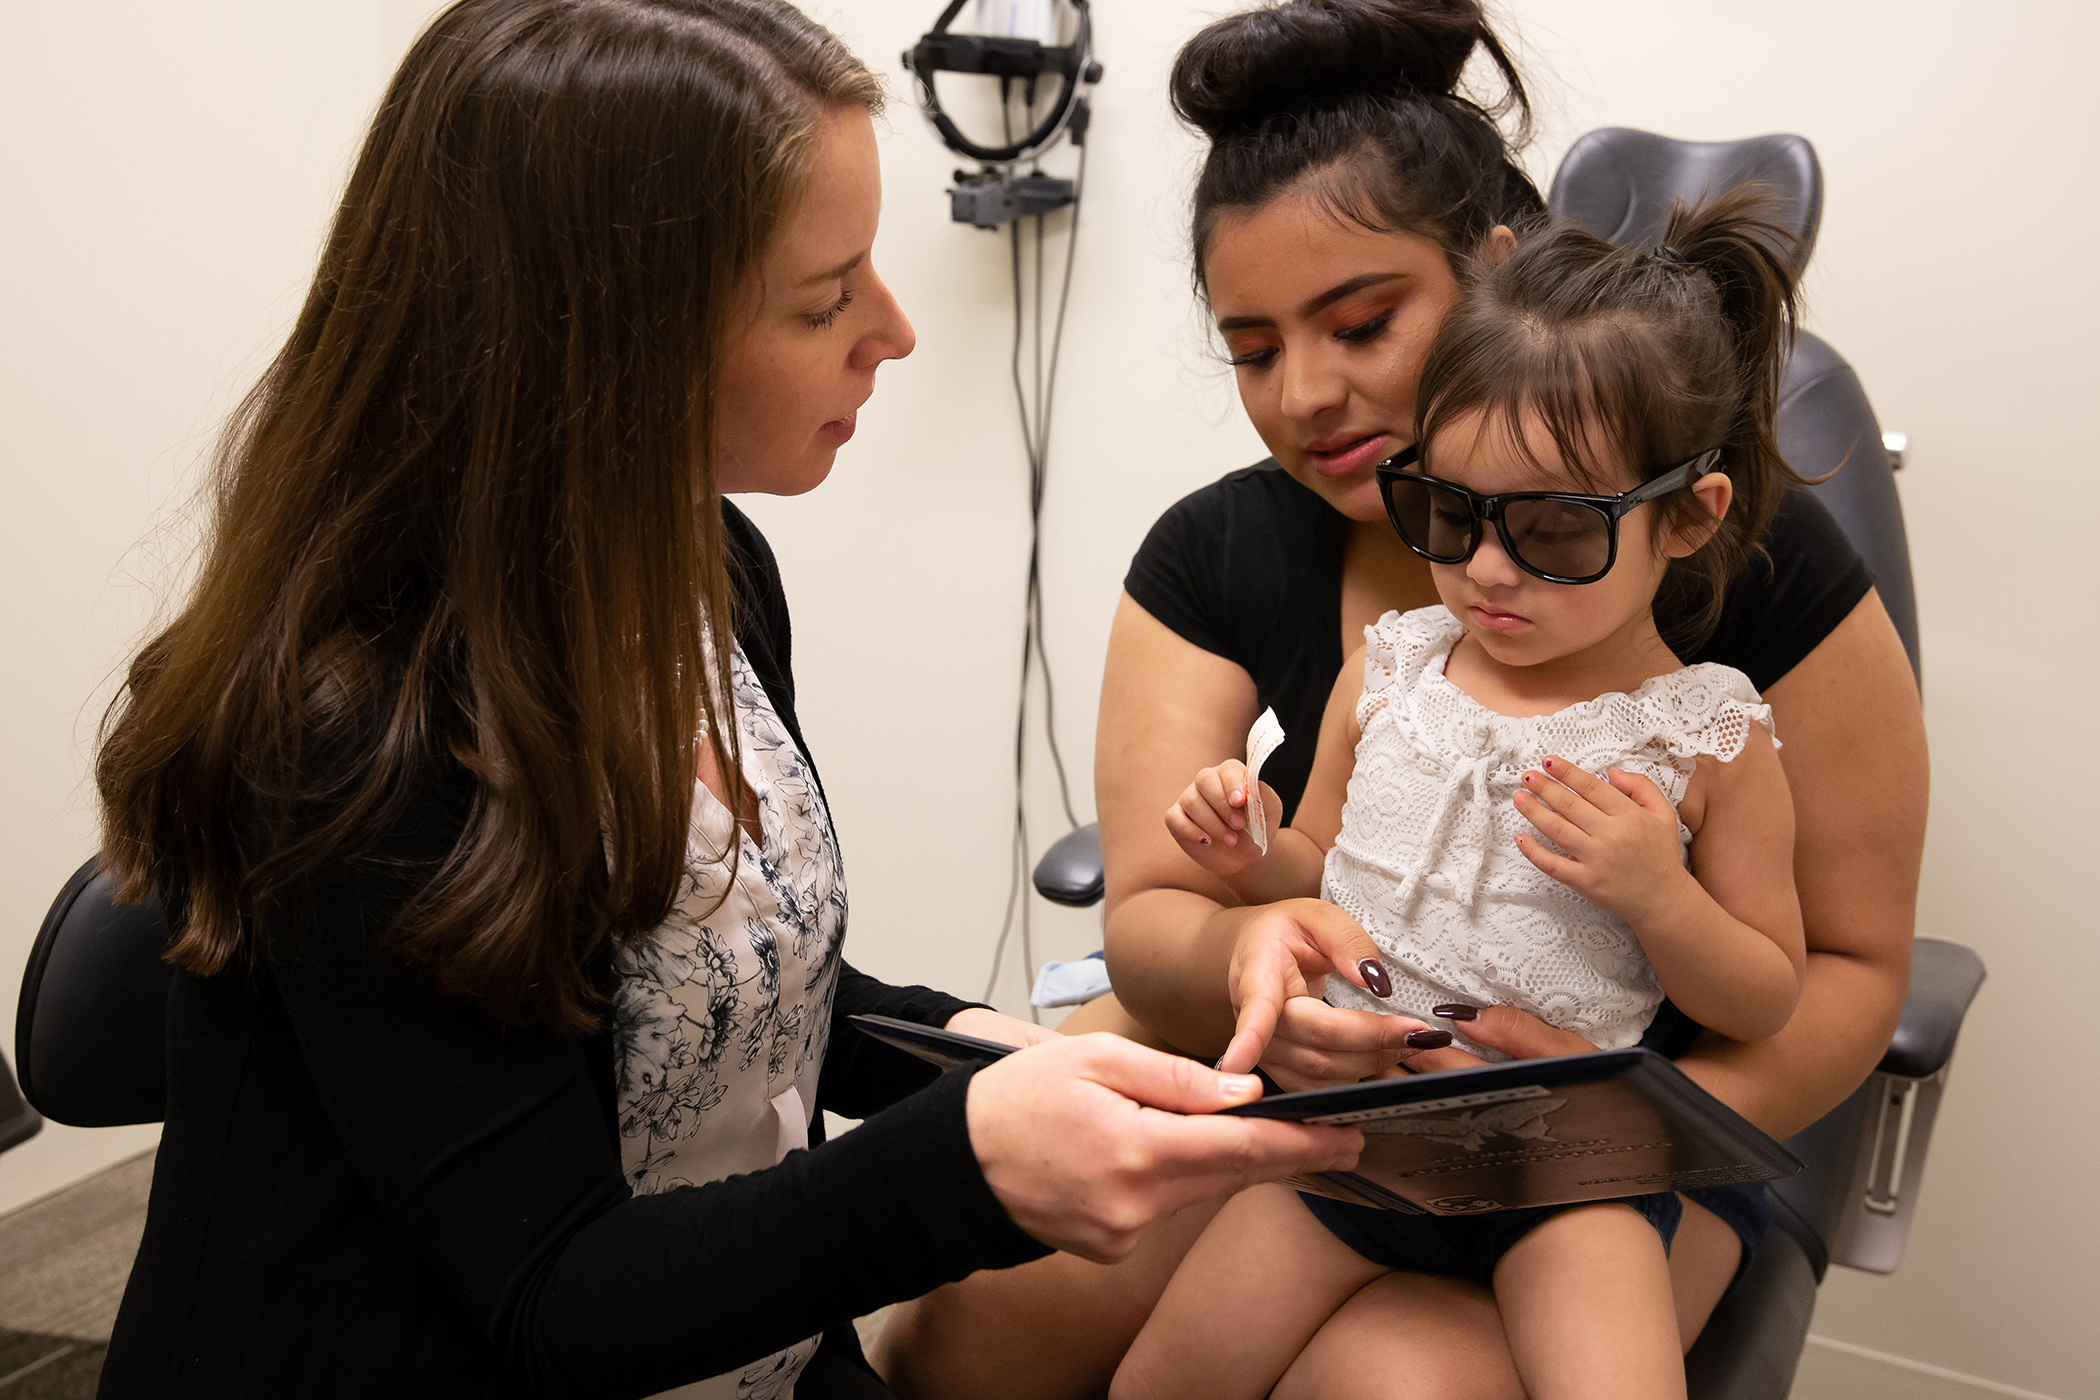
top-left (1279, 342), bottom-right (1346, 421)
top-left (850, 268), bottom-right (915, 369)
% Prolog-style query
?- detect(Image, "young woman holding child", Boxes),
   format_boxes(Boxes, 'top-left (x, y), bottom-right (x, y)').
top-left (1121, 190), bottom-right (1808, 1400)
top-left (875, 2), bottom-right (1926, 1397)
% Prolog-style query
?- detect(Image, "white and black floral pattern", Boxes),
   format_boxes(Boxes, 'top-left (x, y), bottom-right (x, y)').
top-left (611, 643), bottom-right (847, 1399)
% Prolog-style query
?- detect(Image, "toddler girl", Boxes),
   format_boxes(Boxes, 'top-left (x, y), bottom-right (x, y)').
top-left (1112, 190), bottom-right (1810, 1400)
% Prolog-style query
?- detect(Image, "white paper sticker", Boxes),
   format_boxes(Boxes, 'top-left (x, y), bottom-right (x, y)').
top-left (1244, 707), bottom-right (1286, 853)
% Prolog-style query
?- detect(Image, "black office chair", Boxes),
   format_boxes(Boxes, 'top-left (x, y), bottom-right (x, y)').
top-left (0, 1048), bottom-right (41, 1152)
top-left (1030, 129), bottom-right (1982, 1400)
top-left (16, 857), bottom-right (176, 1131)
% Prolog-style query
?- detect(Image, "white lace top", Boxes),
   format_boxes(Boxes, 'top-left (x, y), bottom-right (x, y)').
top-left (610, 643), bottom-right (848, 1400)
top-left (1322, 607), bottom-right (1775, 1058)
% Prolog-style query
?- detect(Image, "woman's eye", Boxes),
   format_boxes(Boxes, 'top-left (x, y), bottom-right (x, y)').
top-left (1226, 345), bottom-right (1278, 369)
top-left (806, 288), bottom-right (854, 330)
top-left (1335, 310), bottom-right (1395, 343)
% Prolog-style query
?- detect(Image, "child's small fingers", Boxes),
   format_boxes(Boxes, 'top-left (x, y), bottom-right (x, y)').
top-left (1197, 768), bottom-right (1247, 830)
top-left (1520, 768), bottom-right (1603, 833)
top-left (1183, 787), bottom-right (1241, 847)
top-left (1513, 789), bottom-right (1584, 851)
top-left (1513, 830), bottom-right (1575, 882)
top-left (1539, 756), bottom-right (1632, 812)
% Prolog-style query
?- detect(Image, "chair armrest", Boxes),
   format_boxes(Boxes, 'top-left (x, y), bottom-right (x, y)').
top-left (1032, 823), bottom-right (1104, 908)
top-left (1878, 938), bottom-right (1986, 1080)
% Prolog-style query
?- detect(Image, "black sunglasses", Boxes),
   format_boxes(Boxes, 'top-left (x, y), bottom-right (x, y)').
top-left (1373, 445), bottom-right (1722, 585)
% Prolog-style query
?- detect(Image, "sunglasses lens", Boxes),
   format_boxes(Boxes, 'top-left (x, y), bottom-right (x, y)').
top-left (1386, 477), bottom-right (1475, 561)
top-left (1502, 498), bottom-right (1613, 580)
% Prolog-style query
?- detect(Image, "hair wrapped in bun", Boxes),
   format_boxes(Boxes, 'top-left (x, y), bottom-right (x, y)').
top-left (1170, 0), bottom-right (1540, 286)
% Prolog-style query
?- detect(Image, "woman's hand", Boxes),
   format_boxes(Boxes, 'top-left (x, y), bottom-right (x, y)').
top-left (1164, 760), bottom-right (1282, 879)
top-left (965, 1033), bottom-right (1363, 1263)
top-left (1220, 898), bottom-right (1447, 1090)
top-left (945, 1006), bottom-right (1059, 1049)
top-left (1396, 1003), bottom-right (1601, 1075)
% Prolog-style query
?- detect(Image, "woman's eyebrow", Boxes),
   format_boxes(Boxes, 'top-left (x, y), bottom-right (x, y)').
top-left (798, 250), bottom-right (866, 286)
top-left (1214, 271), bottom-right (1408, 330)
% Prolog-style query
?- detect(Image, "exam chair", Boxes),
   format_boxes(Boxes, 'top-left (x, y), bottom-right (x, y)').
top-left (1031, 130), bottom-right (1982, 1400)
top-left (0, 1048), bottom-right (41, 1153)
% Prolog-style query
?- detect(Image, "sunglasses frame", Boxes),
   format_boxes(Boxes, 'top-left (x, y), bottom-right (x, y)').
top-left (1372, 445), bottom-right (1723, 585)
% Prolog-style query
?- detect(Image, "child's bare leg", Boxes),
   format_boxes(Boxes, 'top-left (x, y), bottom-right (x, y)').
top-left (1110, 1184), bottom-right (1386, 1400)
top-left (1493, 1202), bottom-right (1685, 1400)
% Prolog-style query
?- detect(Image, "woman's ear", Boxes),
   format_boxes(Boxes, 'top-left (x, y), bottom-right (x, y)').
top-left (1665, 471), bottom-right (1733, 558)
top-left (1477, 224), bottom-right (1518, 269)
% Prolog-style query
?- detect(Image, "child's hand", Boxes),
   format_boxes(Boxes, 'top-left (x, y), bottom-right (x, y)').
top-left (1511, 756), bottom-right (1698, 929)
top-left (1164, 760), bottom-right (1283, 879)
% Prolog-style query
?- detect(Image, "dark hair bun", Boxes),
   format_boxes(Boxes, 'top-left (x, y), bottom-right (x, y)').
top-left (1170, 0), bottom-right (1496, 137)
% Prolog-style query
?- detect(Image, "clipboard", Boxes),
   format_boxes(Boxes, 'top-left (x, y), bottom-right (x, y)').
top-left (848, 1015), bottom-right (1800, 1214)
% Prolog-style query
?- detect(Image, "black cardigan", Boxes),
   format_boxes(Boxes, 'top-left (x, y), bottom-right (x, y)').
top-left (98, 502), bottom-right (1048, 1399)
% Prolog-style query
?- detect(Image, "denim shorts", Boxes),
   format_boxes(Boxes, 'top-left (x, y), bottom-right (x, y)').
top-left (1302, 1190), bottom-right (1684, 1282)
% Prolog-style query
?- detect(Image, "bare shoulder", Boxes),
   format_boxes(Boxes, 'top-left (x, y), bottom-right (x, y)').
top-left (1680, 713), bottom-right (1786, 837)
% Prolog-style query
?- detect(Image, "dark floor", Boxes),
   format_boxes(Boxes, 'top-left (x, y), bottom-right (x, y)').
top-left (0, 1148), bottom-right (153, 1399)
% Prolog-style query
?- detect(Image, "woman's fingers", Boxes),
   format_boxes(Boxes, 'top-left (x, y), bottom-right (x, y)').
top-left (944, 1005), bottom-right (1059, 1048)
top-left (965, 1034), bottom-right (1362, 1262)
top-left (1222, 900), bottom-right (1386, 1073)
top-left (1261, 999), bottom-right (1441, 1090)
top-left (1383, 1041), bottom-right (1489, 1075)
top-left (1281, 899), bottom-right (1391, 999)
top-left (1462, 1004), bottom-right (1600, 1060)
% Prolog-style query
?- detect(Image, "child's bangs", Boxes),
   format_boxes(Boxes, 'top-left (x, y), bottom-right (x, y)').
top-left (1423, 313), bottom-right (1665, 496)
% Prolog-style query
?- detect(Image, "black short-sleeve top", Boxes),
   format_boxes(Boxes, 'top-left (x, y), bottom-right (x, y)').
top-left (1124, 460), bottom-right (1873, 826)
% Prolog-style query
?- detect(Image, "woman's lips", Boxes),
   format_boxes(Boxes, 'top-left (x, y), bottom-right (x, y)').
top-left (1305, 431), bottom-right (1392, 478)
top-left (818, 410), bottom-right (856, 446)
top-left (1469, 604), bottom-right (1529, 632)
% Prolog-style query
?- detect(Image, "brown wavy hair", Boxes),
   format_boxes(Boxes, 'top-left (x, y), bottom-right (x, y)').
top-left (94, 0), bottom-right (882, 1034)
top-left (1415, 187), bottom-right (1809, 652)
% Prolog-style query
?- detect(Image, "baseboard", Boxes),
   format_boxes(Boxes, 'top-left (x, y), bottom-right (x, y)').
top-left (1791, 1335), bottom-right (2065, 1400)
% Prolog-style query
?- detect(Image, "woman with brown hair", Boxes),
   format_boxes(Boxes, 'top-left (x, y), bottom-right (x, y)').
top-left (876, 2), bottom-right (1925, 1397)
top-left (89, 3), bottom-right (1359, 1396)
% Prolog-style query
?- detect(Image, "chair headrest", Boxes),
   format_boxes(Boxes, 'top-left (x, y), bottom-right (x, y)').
top-left (1546, 129), bottom-right (1823, 275)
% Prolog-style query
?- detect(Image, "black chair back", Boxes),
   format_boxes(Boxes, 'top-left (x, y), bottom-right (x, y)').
top-left (1547, 127), bottom-right (1919, 678)
top-left (16, 857), bottom-right (176, 1127)
top-left (1548, 128), bottom-right (1823, 274)
top-left (0, 1048), bottom-right (40, 1152)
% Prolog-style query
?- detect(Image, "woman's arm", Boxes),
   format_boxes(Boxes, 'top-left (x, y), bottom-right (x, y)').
top-left (1099, 598), bottom-right (1426, 1083)
top-left (1672, 590), bottom-right (1924, 1138)
top-left (1096, 592), bottom-right (1265, 1053)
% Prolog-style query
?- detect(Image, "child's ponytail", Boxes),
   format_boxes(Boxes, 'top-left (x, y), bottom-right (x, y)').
top-left (1417, 186), bottom-right (1813, 652)
top-left (1655, 187), bottom-right (1810, 554)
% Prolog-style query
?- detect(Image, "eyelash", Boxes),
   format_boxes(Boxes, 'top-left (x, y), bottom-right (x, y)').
top-left (1226, 310), bottom-right (1396, 369)
top-left (807, 289), bottom-right (854, 330)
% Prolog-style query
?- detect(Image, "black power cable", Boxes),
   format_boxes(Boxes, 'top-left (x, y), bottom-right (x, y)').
top-left (982, 94), bottom-right (1088, 1013)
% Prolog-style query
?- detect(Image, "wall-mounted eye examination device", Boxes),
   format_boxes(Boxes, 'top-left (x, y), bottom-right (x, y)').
top-left (904, 0), bottom-right (1102, 228)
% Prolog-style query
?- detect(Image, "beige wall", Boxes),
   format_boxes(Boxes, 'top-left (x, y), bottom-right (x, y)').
top-left (2, 3), bottom-right (2090, 1396)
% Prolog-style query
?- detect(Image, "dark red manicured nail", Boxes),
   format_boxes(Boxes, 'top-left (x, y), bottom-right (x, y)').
top-left (1358, 959), bottom-right (1393, 998)
top-left (1543, 757), bottom-right (1555, 769)
top-left (1405, 1029), bottom-right (1453, 1050)
top-left (1432, 1003), bottom-right (1479, 1021)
